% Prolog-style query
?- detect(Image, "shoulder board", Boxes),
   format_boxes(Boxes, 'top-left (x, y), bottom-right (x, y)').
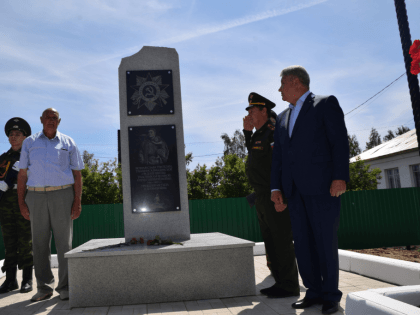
top-left (254, 141), bottom-right (261, 144)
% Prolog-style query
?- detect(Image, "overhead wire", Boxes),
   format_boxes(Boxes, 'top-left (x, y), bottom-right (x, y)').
top-left (344, 73), bottom-right (406, 116)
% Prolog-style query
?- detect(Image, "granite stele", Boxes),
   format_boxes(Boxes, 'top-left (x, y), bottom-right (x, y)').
top-left (65, 46), bottom-right (256, 308)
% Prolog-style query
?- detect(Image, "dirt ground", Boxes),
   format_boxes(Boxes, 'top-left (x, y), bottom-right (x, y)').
top-left (346, 245), bottom-right (420, 263)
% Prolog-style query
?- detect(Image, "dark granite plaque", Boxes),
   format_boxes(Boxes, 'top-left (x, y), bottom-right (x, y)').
top-left (126, 70), bottom-right (174, 116)
top-left (128, 125), bottom-right (180, 213)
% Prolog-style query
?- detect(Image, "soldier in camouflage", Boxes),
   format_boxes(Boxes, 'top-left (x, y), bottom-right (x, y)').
top-left (0, 117), bottom-right (33, 294)
top-left (243, 92), bottom-right (300, 298)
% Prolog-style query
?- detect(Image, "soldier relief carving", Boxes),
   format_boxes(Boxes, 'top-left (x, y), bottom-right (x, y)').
top-left (138, 128), bottom-right (169, 165)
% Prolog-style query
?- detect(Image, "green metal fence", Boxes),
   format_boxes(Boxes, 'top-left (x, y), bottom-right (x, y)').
top-left (0, 187), bottom-right (419, 261)
top-left (338, 187), bottom-right (420, 249)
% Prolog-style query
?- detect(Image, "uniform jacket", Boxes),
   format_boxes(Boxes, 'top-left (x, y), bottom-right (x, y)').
top-left (270, 93), bottom-right (350, 197)
top-left (244, 120), bottom-right (275, 194)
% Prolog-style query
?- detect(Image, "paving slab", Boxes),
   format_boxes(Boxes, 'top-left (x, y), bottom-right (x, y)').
top-left (0, 255), bottom-right (401, 314)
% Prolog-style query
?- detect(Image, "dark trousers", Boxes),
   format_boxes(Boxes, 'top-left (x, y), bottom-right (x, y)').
top-left (288, 182), bottom-right (342, 302)
top-left (255, 192), bottom-right (300, 294)
top-left (0, 189), bottom-right (33, 272)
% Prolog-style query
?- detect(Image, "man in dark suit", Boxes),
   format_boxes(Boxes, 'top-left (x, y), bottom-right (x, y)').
top-left (270, 66), bottom-right (349, 314)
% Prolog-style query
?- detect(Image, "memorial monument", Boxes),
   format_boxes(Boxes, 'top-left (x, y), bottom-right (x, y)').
top-left (120, 48), bottom-right (190, 242)
top-left (65, 47), bottom-right (256, 308)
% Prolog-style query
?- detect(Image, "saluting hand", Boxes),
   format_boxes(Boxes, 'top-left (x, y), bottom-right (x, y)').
top-left (243, 115), bottom-right (253, 131)
top-left (271, 191), bottom-right (287, 212)
top-left (330, 180), bottom-right (346, 197)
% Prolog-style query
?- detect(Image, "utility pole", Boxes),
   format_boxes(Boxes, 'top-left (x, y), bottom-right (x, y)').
top-left (394, 0), bottom-right (420, 156)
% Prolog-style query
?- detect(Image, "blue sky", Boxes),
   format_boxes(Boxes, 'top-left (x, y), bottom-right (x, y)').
top-left (1, 0), bottom-right (419, 170)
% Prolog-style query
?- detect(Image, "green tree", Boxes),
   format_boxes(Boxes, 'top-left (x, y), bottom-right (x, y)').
top-left (208, 154), bottom-right (252, 199)
top-left (383, 130), bottom-right (395, 142)
top-left (348, 134), bottom-right (362, 159)
top-left (186, 164), bottom-right (216, 199)
top-left (347, 156), bottom-right (382, 191)
top-left (221, 130), bottom-right (246, 158)
top-left (185, 152), bottom-right (193, 167)
top-left (365, 128), bottom-right (382, 151)
top-left (395, 125), bottom-right (410, 136)
top-left (382, 125), bottom-right (410, 142)
top-left (186, 154), bottom-right (252, 200)
top-left (81, 151), bottom-right (122, 205)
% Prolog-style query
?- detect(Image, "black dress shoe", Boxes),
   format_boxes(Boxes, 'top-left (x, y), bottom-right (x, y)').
top-left (322, 301), bottom-right (339, 314)
top-left (260, 284), bottom-right (276, 295)
top-left (292, 297), bottom-right (323, 309)
top-left (265, 287), bottom-right (300, 298)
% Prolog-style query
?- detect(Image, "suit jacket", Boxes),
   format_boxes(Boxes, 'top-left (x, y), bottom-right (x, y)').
top-left (270, 93), bottom-right (350, 197)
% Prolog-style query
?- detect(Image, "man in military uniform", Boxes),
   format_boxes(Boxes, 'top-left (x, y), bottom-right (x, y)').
top-left (0, 117), bottom-right (33, 294)
top-left (243, 92), bottom-right (300, 298)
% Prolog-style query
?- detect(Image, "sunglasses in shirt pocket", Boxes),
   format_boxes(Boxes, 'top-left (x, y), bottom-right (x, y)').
top-left (57, 148), bottom-right (70, 170)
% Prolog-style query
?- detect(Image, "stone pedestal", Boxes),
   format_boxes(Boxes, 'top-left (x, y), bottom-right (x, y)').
top-left (66, 233), bottom-right (256, 308)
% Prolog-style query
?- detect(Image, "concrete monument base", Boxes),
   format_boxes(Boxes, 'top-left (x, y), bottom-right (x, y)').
top-left (65, 233), bottom-right (256, 308)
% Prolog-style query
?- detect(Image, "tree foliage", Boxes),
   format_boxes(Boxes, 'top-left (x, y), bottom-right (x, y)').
top-left (383, 130), bottom-right (395, 142)
top-left (365, 128), bottom-right (382, 151)
top-left (186, 154), bottom-right (252, 200)
top-left (348, 134), bottom-right (362, 159)
top-left (185, 152), bottom-right (193, 166)
top-left (395, 125), bottom-right (411, 136)
top-left (220, 130), bottom-right (246, 158)
top-left (209, 154), bottom-right (252, 199)
top-left (347, 156), bottom-right (382, 191)
top-left (186, 164), bottom-right (215, 200)
top-left (81, 151), bottom-right (122, 205)
top-left (383, 125), bottom-right (411, 142)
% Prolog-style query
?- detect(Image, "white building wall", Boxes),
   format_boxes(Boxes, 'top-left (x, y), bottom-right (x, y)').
top-left (364, 151), bottom-right (420, 189)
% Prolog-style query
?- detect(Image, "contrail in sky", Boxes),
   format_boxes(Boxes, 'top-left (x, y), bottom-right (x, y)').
top-left (152, 0), bottom-right (328, 45)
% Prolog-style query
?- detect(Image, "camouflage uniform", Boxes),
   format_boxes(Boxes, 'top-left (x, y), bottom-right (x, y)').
top-left (0, 148), bottom-right (33, 273)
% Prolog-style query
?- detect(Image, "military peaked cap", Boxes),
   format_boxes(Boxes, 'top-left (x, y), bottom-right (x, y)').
top-left (246, 92), bottom-right (276, 111)
top-left (4, 117), bottom-right (31, 137)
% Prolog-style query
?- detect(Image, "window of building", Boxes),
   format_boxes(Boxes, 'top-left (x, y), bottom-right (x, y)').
top-left (411, 164), bottom-right (420, 188)
top-left (385, 168), bottom-right (401, 188)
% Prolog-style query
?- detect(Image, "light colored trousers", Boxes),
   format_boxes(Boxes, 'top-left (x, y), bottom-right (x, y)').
top-left (26, 187), bottom-right (73, 294)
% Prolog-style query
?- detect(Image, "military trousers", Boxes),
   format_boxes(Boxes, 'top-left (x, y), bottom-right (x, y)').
top-left (0, 189), bottom-right (33, 273)
top-left (26, 187), bottom-right (73, 294)
top-left (255, 191), bottom-right (300, 294)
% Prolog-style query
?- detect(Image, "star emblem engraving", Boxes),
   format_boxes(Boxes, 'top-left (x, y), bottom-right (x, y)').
top-left (130, 73), bottom-right (170, 111)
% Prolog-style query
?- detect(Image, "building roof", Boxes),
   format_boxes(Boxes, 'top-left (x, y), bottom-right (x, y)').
top-left (350, 129), bottom-right (418, 163)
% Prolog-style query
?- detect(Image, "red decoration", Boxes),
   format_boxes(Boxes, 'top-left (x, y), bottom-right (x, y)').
top-left (409, 40), bottom-right (420, 75)
top-left (140, 237), bottom-right (144, 244)
top-left (411, 61), bottom-right (420, 76)
top-left (409, 40), bottom-right (420, 59)
top-left (130, 237), bottom-right (138, 244)
top-left (147, 240), bottom-right (152, 246)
